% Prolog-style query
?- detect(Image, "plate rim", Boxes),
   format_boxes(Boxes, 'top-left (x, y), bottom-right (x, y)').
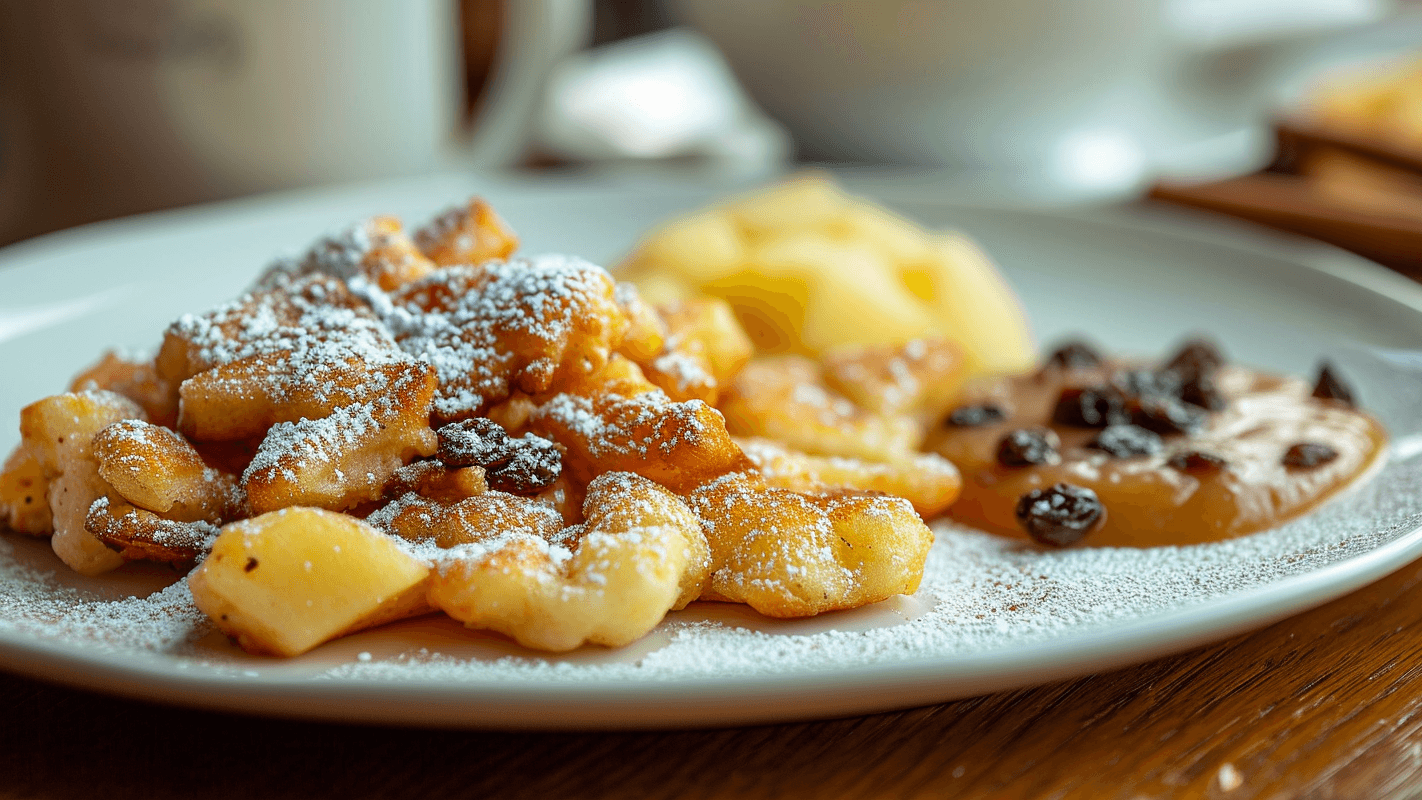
top-left (4, 514), bottom-right (1422, 731)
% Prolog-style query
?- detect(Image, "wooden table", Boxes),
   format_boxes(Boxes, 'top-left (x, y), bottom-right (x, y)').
top-left (4, 548), bottom-right (1422, 799)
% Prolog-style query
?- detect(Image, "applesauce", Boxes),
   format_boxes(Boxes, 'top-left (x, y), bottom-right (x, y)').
top-left (924, 342), bottom-right (1388, 547)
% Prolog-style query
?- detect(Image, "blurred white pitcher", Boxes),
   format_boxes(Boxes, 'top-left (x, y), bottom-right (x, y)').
top-left (0, 0), bottom-right (588, 239)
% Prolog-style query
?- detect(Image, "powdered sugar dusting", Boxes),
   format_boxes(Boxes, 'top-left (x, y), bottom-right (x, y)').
top-left (168, 273), bottom-right (401, 379)
top-left (244, 403), bottom-right (383, 486)
top-left (387, 256), bottom-right (621, 419)
top-left (87, 497), bottom-right (219, 551)
top-left (0, 539), bottom-right (212, 654)
top-left (413, 206), bottom-right (468, 256)
top-left (651, 350), bottom-right (713, 395)
top-left (540, 391), bottom-right (713, 458)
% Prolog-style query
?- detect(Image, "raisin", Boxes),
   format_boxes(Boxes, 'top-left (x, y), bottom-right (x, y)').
top-left (438, 418), bottom-right (511, 464)
top-left (436, 419), bottom-right (563, 494)
top-left (445, 422), bottom-right (505, 464)
top-left (1087, 424), bottom-right (1163, 458)
top-left (1044, 341), bottom-right (1102, 370)
top-left (1179, 372), bottom-right (1227, 411)
top-left (946, 404), bottom-right (1007, 427)
top-left (997, 428), bottom-right (1060, 467)
top-left (1164, 338), bottom-right (1225, 380)
top-left (1014, 483), bottom-right (1106, 547)
top-left (1283, 442), bottom-right (1338, 469)
top-left (1112, 368), bottom-right (1181, 400)
top-left (488, 445), bottom-right (563, 494)
top-left (1134, 396), bottom-right (1208, 435)
top-left (1312, 362), bottom-right (1356, 408)
top-left (1052, 386), bottom-right (1129, 428)
top-left (1168, 450), bottom-right (1226, 473)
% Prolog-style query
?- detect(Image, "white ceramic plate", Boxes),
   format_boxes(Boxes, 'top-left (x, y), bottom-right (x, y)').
top-left (2, 172), bottom-right (1422, 730)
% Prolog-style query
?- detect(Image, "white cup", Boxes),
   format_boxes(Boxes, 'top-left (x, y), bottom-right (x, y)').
top-left (671, 0), bottom-right (1389, 201)
top-left (0, 0), bottom-right (589, 240)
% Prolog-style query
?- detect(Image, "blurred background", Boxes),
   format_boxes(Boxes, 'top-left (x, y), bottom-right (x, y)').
top-left (3, 0), bottom-right (1422, 273)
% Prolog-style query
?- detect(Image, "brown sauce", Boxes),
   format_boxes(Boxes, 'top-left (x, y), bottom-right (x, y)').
top-left (925, 355), bottom-right (1388, 547)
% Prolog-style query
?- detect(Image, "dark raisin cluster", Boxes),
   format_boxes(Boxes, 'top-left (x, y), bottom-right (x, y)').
top-left (435, 418), bottom-right (563, 495)
top-left (1052, 338), bottom-right (1225, 439)
top-left (1052, 385), bottom-right (1130, 428)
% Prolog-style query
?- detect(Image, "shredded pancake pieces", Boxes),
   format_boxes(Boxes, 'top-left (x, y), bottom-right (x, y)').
top-left (0, 198), bottom-right (946, 656)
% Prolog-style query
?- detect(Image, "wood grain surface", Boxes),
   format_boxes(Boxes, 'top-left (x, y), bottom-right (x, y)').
top-left (6, 550), bottom-right (1422, 799)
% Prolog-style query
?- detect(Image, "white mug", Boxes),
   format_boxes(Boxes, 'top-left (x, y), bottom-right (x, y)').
top-left (672, 0), bottom-right (1389, 201)
top-left (0, 0), bottom-right (589, 241)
